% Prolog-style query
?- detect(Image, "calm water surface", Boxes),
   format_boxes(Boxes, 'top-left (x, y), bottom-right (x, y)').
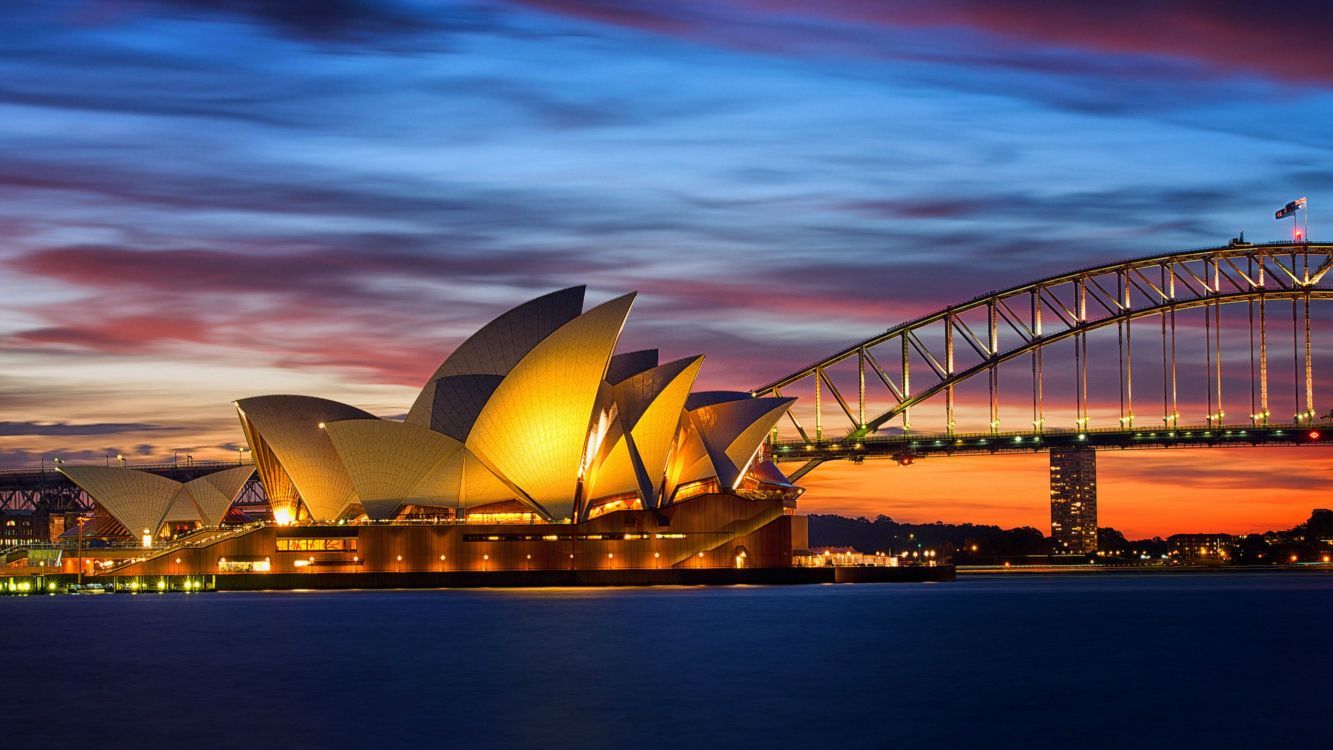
top-left (3, 572), bottom-right (1329, 749)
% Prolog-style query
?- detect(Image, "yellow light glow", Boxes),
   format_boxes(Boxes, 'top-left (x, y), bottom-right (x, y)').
top-left (272, 507), bottom-right (294, 526)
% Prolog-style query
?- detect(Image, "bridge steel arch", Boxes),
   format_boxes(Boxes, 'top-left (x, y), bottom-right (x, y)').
top-left (753, 242), bottom-right (1333, 442)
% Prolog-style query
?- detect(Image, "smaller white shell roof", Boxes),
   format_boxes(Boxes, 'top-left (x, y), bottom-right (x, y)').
top-left (59, 466), bottom-right (181, 536)
top-left (185, 466), bottom-right (255, 526)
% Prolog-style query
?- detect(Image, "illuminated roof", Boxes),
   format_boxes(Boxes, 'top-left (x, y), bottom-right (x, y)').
top-left (234, 396), bottom-right (374, 521)
top-left (162, 487), bottom-right (203, 524)
top-left (666, 418), bottom-right (715, 492)
top-left (405, 286), bottom-right (585, 430)
top-left (589, 355), bottom-right (703, 507)
top-left (60, 466), bottom-right (182, 536)
top-left (466, 293), bottom-right (635, 519)
top-left (60, 466), bottom-right (255, 533)
top-left (323, 419), bottom-right (466, 519)
top-left (233, 287), bottom-right (799, 523)
top-left (320, 419), bottom-right (513, 519)
top-left (687, 395), bottom-right (794, 489)
top-left (183, 466), bottom-right (256, 526)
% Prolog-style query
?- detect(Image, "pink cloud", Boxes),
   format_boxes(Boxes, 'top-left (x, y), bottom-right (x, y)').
top-left (512, 0), bottom-right (1333, 85)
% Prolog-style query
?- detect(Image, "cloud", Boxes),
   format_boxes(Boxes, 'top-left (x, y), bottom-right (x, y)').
top-left (509, 1), bottom-right (1333, 85)
top-left (4, 242), bottom-right (630, 385)
top-left (7, 244), bottom-right (606, 300)
top-left (0, 421), bottom-right (178, 436)
top-left (32, 0), bottom-right (452, 46)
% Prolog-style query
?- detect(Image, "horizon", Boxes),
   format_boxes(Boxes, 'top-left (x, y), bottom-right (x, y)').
top-left (3, 2), bottom-right (1332, 539)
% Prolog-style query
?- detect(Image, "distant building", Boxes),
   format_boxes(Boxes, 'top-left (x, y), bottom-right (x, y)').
top-left (1050, 447), bottom-right (1097, 554)
top-left (1168, 534), bottom-right (1234, 561)
top-left (794, 547), bottom-right (900, 568)
top-left (1, 509), bottom-right (77, 548)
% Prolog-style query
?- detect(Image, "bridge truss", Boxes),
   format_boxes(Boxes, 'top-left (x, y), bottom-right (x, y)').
top-left (754, 241), bottom-right (1333, 470)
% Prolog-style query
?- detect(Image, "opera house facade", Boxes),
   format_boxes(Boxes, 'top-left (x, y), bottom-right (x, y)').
top-left (57, 287), bottom-right (808, 581)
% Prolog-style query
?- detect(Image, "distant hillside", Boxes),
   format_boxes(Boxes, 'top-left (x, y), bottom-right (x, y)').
top-left (806, 514), bottom-right (1047, 557)
top-left (807, 509), bottom-right (1333, 562)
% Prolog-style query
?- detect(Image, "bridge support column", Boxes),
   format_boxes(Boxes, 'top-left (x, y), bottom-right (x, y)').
top-left (1049, 447), bottom-right (1097, 555)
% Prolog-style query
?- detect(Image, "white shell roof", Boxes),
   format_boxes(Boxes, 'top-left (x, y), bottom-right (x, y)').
top-left (405, 286), bottom-right (585, 429)
top-left (184, 466), bottom-right (256, 526)
top-left (588, 355), bottom-right (703, 507)
top-left (466, 293), bottom-right (635, 520)
top-left (234, 395), bottom-right (375, 521)
top-left (59, 466), bottom-right (182, 536)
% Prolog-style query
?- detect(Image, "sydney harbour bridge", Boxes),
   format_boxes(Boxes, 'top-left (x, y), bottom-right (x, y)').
top-left (752, 240), bottom-right (1333, 521)
top-left (4, 240), bottom-right (1331, 539)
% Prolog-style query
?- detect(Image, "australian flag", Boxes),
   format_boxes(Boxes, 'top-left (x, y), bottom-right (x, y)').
top-left (1275, 197), bottom-right (1307, 220)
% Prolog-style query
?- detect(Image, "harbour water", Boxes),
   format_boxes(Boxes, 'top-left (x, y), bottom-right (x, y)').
top-left (3, 572), bottom-right (1328, 748)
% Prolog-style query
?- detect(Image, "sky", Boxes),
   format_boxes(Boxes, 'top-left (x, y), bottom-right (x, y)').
top-left (2, 1), bottom-right (1332, 538)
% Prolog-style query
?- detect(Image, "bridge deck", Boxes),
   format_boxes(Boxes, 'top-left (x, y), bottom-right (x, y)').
top-left (770, 423), bottom-right (1331, 464)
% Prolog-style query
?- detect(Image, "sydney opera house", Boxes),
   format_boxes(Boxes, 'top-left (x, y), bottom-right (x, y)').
top-left (54, 287), bottom-right (809, 582)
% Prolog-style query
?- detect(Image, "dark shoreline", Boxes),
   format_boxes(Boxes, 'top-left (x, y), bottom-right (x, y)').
top-left (958, 564), bottom-right (1331, 575)
top-left (1, 564), bottom-right (955, 594)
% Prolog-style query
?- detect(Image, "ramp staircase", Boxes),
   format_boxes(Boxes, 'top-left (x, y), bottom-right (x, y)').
top-left (95, 522), bottom-right (265, 576)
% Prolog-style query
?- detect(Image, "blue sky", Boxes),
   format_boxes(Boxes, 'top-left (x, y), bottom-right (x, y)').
top-left (2, 1), bottom-right (1330, 534)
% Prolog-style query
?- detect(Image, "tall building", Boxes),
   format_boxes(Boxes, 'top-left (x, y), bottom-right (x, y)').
top-left (1050, 447), bottom-right (1097, 554)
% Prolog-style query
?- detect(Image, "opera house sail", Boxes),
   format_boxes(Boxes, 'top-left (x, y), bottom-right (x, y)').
top-left (48, 287), bottom-right (809, 579)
